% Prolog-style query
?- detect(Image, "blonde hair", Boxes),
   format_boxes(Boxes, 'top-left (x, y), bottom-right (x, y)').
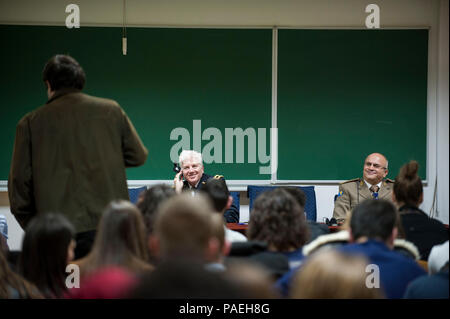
top-left (291, 250), bottom-right (384, 299)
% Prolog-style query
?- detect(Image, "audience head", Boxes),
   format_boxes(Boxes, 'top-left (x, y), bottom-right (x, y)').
top-left (84, 200), bottom-right (150, 275)
top-left (178, 150), bottom-right (204, 187)
top-left (19, 213), bottom-right (76, 297)
top-left (247, 189), bottom-right (309, 252)
top-left (42, 55), bottom-right (86, 92)
top-left (363, 153), bottom-right (389, 185)
top-left (0, 243), bottom-right (43, 299)
top-left (281, 186), bottom-right (306, 210)
top-left (130, 259), bottom-right (244, 298)
top-left (393, 160), bottom-right (423, 207)
top-left (137, 184), bottom-right (176, 235)
top-left (225, 260), bottom-right (280, 298)
top-left (291, 249), bottom-right (384, 299)
top-left (151, 193), bottom-right (218, 263)
top-left (200, 177), bottom-right (233, 213)
top-left (209, 213), bottom-right (230, 263)
top-left (350, 199), bottom-right (398, 247)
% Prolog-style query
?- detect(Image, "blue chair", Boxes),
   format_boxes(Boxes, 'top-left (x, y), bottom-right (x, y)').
top-left (128, 186), bottom-right (147, 204)
top-left (247, 185), bottom-right (317, 221)
top-left (230, 191), bottom-right (240, 213)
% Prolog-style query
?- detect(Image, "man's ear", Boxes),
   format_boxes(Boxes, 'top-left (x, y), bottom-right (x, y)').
top-left (45, 80), bottom-right (54, 98)
top-left (225, 195), bottom-right (233, 210)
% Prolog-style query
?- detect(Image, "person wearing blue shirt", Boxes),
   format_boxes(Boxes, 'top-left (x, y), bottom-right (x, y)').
top-left (275, 199), bottom-right (426, 298)
top-left (339, 199), bottom-right (426, 299)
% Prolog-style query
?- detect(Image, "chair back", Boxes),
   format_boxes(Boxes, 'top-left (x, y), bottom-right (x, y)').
top-left (230, 191), bottom-right (240, 213)
top-left (128, 186), bottom-right (147, 204)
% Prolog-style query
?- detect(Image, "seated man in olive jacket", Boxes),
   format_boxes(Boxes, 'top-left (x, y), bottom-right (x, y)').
top-left (333, 153), bottom-right (395, 223)
top-left (8, 55), bottom-right (148, 259)
top-left (173, 150), bottom-right (239, 223)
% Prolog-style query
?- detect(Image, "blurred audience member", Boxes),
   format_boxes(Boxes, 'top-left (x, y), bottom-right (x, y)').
top-left (137, 184), bottom-right (176, 237)
top-left (225, 259), bottom-right (280, 298)
top-left (74, 200), bottom-right (152, 280)
top-left (0, 243), bottom-right (42, 299)
top-left (291, 249), bottom-right (383, 299)
top-left (205, 214), bottom-right (230, 273)
top-left (19, 213), bottom-right (76, 298)
top-left (248, 188), bottom-right (309, 270)
top-left (393, 161), bottom-right (448, 260)
top-left (136, 184), bottom-right (176, 264)
top-left (282, 187), bottom-right (329, 243)
top-left (149, 193), bottom-right (219, 265)
top-left (428, 240), bottom-right (449, 275)
top-left (340, 199), bottom-right (426, 298)
top-left (66, 266), bottom-right (138, 299)
top-left (200, 178), bottom-right (247, 243)
top-left (404, 261), bottom-right (449, 299)
top-left (130, 259), bottom-right (244, 298)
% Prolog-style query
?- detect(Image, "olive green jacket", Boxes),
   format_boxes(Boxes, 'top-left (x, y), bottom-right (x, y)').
top-left (8, 89), bottom-right (148, 233)
top-left (332, 178), bottom-right (395, 221)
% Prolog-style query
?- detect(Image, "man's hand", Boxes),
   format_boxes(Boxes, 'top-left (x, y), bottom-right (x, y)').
top-left (174, 172), bottom-right (184, 194)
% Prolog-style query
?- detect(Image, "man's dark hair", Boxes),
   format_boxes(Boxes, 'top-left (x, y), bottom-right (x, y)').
top-left (248, 189), bottom-right (309, 251)
top-left (42, 54), bottom-right (86, 91)
top-left (350, 199), bottom-right (398, 242)
top-left (137, 184), bottom-right (176, 235)
top-left (281, 187), bottom-right (306, 210)
top-left (200, 178), bottom-right (230, 213)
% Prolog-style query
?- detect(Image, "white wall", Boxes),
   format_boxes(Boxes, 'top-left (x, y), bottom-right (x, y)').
top-left (0, 0), bottom-right (448, 250)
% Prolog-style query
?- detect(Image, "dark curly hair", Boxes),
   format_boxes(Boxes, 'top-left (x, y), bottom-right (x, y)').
top-left (137, 184), bottom-right (176, 235)
top-left (247, 189), bottom-right (309, 252)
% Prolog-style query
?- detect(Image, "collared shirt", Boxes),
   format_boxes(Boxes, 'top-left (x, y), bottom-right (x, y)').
top-left (364, 180), bottom-right (382, 191)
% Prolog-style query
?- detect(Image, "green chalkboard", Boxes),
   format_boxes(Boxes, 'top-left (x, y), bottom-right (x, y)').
top-left (0, 26), bottom-right (429, 182)
top-left (0, 25), bottom-right (272, 181)
top-left (277, 29), bottom-right (428, 180)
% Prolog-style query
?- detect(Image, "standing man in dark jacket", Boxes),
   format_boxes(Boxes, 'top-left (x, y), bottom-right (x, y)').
top-left (8, 55), bottom-right (148, 258)
top-left (173, 150), bottom-right (239, 223)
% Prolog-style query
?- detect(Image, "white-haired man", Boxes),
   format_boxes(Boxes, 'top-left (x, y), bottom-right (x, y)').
top-left (173, 150), bottom-right (239, 223)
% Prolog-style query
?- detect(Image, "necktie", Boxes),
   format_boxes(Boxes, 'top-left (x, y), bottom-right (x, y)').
top-left (370, 185), bottom-right (380, 199)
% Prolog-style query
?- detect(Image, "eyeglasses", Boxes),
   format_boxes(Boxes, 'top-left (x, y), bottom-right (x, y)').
top-left (364, 162), bottom-right (386, 170)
